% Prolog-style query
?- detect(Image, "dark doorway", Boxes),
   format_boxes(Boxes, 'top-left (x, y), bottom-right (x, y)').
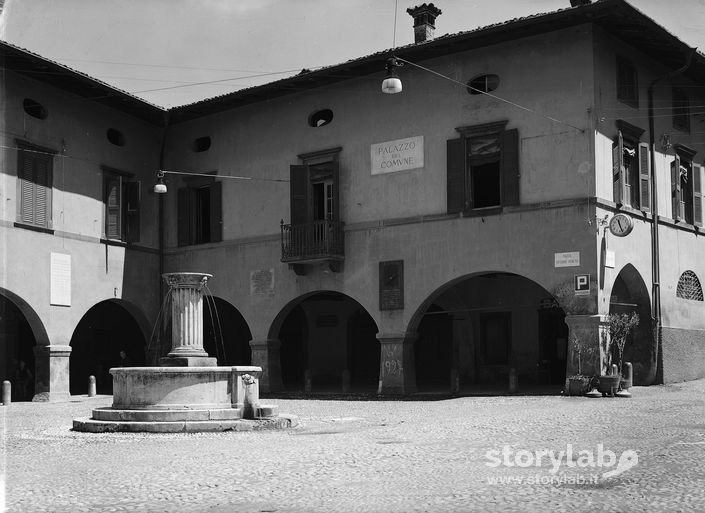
top-left (538, 309), bottom-right (569, 385)
top-left (347, 309), bottom-right (380, 389)
top-left (412, 273), bottom-right (567, 394)
top-left (277, 293), bottom-right (378, 392)
top-left (0, 295), bottom-right (37, 401)
top-left (69, 300), bottom-right (146, 395)
top-left (415, 304), bottom-right (453, 390)
top-left (203, 296), bottom-right (252, 365)
top-left (609, 265), bottom-right (654, 385)
top-left (279, 305), bottom-right (308, 390)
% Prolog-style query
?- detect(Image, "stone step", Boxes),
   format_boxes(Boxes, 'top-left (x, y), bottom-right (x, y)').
top-left (72, 414), bottom-right (299, 433)
top-left (92, 407), bottom-right (242, 422)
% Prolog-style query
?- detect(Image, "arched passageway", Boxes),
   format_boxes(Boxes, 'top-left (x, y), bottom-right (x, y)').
top-left (203, 296), bottom-right (252, 365)
top-left (609, 265), bottom-right (654, 385)
top-left (275, 292), bottom-right (379, 392)
top-left (0, 294), bottom-right (38, 401)
top-left (411, 273), bottom-right (568, 393)
top-left (69, 300), bottom-right (147, 395)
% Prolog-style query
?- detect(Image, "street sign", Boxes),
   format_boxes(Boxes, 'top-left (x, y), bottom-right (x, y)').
top-left (574, 274), bottom-right (590, 296)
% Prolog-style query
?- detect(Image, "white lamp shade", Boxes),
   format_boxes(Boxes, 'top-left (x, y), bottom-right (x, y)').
top-left (382, 76), bottom-right (402, 94)
top-left (154, 182), bottom-right (167, 194)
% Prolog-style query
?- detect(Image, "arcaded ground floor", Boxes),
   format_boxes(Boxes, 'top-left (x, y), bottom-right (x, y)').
top-left (3, 379), bottom-right (705, 512)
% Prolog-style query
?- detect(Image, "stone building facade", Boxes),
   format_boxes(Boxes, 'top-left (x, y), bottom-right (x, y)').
top-left (1, 0), bottom-right (704, 399)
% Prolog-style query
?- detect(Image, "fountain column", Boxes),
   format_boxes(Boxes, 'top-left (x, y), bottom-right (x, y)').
top-left (160, 272), bottom-right (217, 367)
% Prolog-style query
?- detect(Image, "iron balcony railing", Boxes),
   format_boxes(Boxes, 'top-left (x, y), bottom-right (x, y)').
top-left (281, 220), bottom-right (345, 263)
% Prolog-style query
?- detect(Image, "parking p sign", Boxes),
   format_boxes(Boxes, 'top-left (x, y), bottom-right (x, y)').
top-left (574, 274), bottom-right (590, 296)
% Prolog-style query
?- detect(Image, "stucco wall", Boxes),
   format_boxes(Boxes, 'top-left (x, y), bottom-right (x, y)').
top-left (163, 25), bottom-right (596, 244)
top-left (0, 70), bottom-right (163, 346)
top-left (661, 327), bottom-right (705, 382)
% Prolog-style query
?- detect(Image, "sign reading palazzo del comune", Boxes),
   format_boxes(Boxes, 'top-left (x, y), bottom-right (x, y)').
top-left (370, 136), bottom-right (424, 175)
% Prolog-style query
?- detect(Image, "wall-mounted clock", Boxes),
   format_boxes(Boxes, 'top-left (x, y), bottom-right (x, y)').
top-left (609, 213), bottom-right (633, 237)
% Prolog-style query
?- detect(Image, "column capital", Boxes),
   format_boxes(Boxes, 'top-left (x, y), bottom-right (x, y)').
top-left (376, 333), bottom-right (417, 345)
top-left (34, 345), bottom-right (72, 357)
top-left (250, 338), bottom-right (281, 349)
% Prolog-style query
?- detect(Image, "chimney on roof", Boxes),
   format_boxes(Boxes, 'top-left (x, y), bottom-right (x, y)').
top-left (406, 4), bottom-right (442, 44)
top-left (570, 0), bottom-right (592, 6)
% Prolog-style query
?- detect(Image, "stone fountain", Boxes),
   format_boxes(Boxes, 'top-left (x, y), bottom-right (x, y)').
top-left (73, 272), bottom-right (296, 432)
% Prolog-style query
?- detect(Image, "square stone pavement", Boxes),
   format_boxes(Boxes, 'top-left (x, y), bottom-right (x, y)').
top-left (2, 379), bottom-right (705, 513)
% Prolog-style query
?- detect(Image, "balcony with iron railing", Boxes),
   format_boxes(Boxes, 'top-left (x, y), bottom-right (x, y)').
top-left (280, 220), bottom-right (345, 269)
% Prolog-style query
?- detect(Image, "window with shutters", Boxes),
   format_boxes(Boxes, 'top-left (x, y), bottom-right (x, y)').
top-left (616, 56), bottom-right (638, 108)
top-left (16, 142), bottom-right (54, 230)
top-left (672, 86), bottom-right (690, 133)
top-left (612, 121), bottom-right (650, 210)
top-left (103, 168), bottom-right (140, 243)
top-left (446, 120), bottom-right (519, 214)
top-left (177, 177), bottom-right (222, 246)
top-left (670, 144), bottom-right (702, 227)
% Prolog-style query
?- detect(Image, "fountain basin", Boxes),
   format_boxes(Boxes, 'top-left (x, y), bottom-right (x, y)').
top-left (73, 365), bottom-right (296, 433)
top-left (111, 366), bottom-right (261, 410)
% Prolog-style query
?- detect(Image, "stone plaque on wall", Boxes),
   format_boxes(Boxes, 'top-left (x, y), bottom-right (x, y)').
top-left (370, 136), bottom-right (424, 175)
top-left (50, 252), bottom-right (71, 306)
top-left (379, 260), bottom-right (404, 310)
top-left (250, 268), bottom-right (275, 296)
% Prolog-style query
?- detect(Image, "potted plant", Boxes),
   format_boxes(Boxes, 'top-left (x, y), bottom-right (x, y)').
top-left (564, 335), bottom-right (598, 396)
top-left (598, 312), bottom-right (639, 396)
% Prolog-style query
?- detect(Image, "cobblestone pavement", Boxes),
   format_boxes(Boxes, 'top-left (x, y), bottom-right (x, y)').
top-left (2, 380), bottom-right (705, 513)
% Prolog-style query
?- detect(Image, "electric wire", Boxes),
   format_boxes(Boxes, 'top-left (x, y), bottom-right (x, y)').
top-left (395, 57), bottom-right (586, 133)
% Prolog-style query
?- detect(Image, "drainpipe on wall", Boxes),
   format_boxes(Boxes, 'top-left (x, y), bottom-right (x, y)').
top-left (647, 48), bottom-right (696, 383)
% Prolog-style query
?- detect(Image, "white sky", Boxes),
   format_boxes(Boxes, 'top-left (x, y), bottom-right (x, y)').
top-left (1, 0), bottom-right (704, 107)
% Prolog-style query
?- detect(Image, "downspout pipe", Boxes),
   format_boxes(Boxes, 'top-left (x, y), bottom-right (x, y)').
top-left (647, 48), bottom-right (696, 382)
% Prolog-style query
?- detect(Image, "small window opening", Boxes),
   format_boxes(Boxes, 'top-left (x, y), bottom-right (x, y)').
top-left (467, 74), bottom-right (500, 95)
top-left (308, 109), bottom-right (334, 128)
top-left (23, 98), bottom-right (48, 119)
top-left (107, 128), bottom-right (125, 147)
top-left (192, 136), bottom-right (212, 152)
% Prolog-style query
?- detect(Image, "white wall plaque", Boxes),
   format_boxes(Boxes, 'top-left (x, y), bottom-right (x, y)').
top-left (554, 251), bottom-right (580, 268)
top-left (250, 268), bottom-right (275, 296)
top-left (371, 136), bottom-right (424, 175)
top-left (604, 250), bottom-right (615, 269)
top-left (50, 253), bottom-right (72, 306)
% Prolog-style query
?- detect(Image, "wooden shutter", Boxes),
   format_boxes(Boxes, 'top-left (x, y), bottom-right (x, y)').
top-left (209, 181), bottom-right (222, 243)
top-left (613, 131), bottom-right (625, 206)
top-left (501, 128), bottom-right (520, 206)
top-left (18, 148), bottom-right (52, 227)
top-left (33, 158), bottom-right (50, 228)
top-left (330, 161), bottom-right (340, 222)
top-left (638, 142), bottom-right (651, 211)
top-left (177, 187), bottom-right (191, 246)
top-left (693, 163), bottom-right (703, 227)
top-left (105, 174), bottom-right (122, 239)
top-left (19, 152), bottom-right (35, 224)
top-left (671, 155), bottom-right (682, 222)
top-left (446, 138), bottom-right (466, 214)
top-left (290, 165), bottom-right (310, 224)
top-left (125, 180), bottom-right (140, 243)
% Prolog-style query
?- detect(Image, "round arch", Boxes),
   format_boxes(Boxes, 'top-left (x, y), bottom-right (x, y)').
top-left (408, 271), bottom-right (568, 392)
top-left (202, 296), bottom-right (252, 365)
top-left (69, 299), bottom-right (149, 395)
top-left (270, 290), bottom-right (380, 392)
top-left (609, 264), bottom-right (654, 385)
top-left (0, 288), bottom-right (48, 401)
